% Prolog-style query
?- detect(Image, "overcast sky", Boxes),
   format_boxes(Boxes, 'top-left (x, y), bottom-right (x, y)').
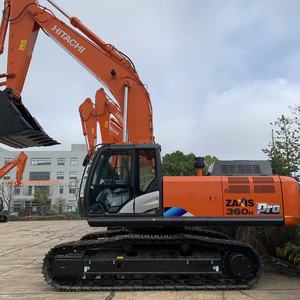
top-left (1, 0), bottom-right (300, 159)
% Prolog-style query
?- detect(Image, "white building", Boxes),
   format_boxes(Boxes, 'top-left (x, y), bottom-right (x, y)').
top-left (0, 144), bottom-right (87, 213)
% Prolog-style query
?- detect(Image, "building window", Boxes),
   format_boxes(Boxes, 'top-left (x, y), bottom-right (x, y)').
top-left (34, 186), bottom-right (50, 195)
top-left (70, 171), bottom-right (77, 179)
top-left (31, 158), bottom-right (51, 166)
top-left (70, 158), bottom-right (78, 166)
top-left (59, 185), bottom-right (64, 194)
top-left (57, 158), bottom-right (65, 166)
top-left (29, 172), bottom-right (50, 181)
top-left (28, 186), bottom-right (33, 196)
top-left (57, 172), bottom-right (64, 180)
top-left (25, 201), bottom-right (32, 209)
top-left (3, 172), bottom-right (11, 180)
top-left (14, 187), bottom-right (21, 195)
top-left (69, 187), bottom-right (77, 194)
top-left (4, 158), bottom-right (11, 164)
top-left (13, 201), bottom-right (22, 213)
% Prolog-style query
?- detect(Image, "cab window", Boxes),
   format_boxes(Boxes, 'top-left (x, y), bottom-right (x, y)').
top-left (139, 149), bottom-right (156, 192)
top-left (89, 151), bottom-right (132, 213)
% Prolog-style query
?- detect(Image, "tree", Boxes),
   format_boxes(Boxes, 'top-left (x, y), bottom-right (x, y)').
top-left (52, 197), bottom-right (68, 214)
top-left (33, 188), bottom-right (50, 215)
top-left (258, 106), bottom-right (300, 258)
top-left (162, 151), bottom-right (218, 176)
top-left (263, 109), bottom-right (300, 180)
top-left (0, 182), bottom-right (16, 213)
top-left (162, 151), bottom-right (196, 176)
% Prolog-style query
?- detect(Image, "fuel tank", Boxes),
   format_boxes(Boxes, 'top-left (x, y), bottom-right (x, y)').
top-left (163, 176), bottom-right (300, 227)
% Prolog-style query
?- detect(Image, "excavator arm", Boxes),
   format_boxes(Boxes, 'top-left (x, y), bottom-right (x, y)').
top-left (79, 88), bottom-right (124, 155)
top-left (0, 151), bottom-right (28, 185)
top-left (0, 0), bottom-right (154, 148)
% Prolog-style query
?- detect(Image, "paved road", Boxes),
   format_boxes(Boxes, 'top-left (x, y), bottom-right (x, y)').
top-left (0, 221), bottom-right (299, 300)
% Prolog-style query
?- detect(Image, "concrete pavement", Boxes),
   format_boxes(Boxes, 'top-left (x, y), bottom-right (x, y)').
top-left (0, 221), bottom-right (299, 300)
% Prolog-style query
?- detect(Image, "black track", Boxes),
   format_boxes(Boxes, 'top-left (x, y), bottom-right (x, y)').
top-left (42, 228), bottom-right (261, 291)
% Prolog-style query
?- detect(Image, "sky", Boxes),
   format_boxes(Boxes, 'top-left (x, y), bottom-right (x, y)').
top-left (0, 0), bottom-right (300, 159)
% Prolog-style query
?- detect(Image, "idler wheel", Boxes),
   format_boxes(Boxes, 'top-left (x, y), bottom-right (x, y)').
top-left (227, 252), bottom-right (253, 279)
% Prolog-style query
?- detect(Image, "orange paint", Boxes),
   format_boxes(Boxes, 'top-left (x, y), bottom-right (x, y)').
top-left (1, 0), bottom-right (154, 145)
top-left (164, 176), bottom-right (300, 227)
top-left (0, 152), bottom-right (27, 185)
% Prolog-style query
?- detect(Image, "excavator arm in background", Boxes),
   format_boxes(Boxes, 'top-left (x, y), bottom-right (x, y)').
top-left (0, 151), bottom-right (28, 185)
top-left (0, 0), bottom-right (154, 148)
top-left (79, 88), bottom-right (124, 156)
top-left (0, 151), bottom-right (27, 222)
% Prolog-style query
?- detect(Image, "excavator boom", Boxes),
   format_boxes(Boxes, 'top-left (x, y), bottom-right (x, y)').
top-left (0, 0), bottom-right (153, 148)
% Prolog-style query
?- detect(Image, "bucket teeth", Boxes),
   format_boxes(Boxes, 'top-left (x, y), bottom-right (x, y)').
top-left (0, 90), bottom-right (59, 148)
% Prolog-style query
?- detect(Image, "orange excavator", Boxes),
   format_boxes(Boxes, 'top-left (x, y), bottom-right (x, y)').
top-left (0, 0), bottom-right (299, 291)
top-left (0, 151), bottom-right (28, 222)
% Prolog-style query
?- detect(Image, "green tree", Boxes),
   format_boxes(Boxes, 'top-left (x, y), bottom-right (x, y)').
top-left (257, 106), bottom-right (300, 259)
top-left (33, 188), bottom-right (50, 215)
top-left (162, 151), bottom-right (218, 176)
top-left (52, 197), bottom-right (67, 214)
top-left (263, 110), bottom-right (300, 180)
top-left (162, 151), bottom-right (196, 176)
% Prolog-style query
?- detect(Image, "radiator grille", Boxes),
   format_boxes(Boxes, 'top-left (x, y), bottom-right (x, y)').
top-left (254, 185), bottom-right (275, 193)
top-left (228, 177), bottom-right (249, 184)
top-left (228, 185), bottom-right (250, 193)
top-left (253, 177), bottom-right (274, 184)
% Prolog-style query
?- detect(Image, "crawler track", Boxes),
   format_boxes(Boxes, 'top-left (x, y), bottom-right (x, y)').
top-left (42, 228), bottom-right (261, 291)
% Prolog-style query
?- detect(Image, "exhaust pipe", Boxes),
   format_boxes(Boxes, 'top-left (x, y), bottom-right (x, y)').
top-left (0, 89), bottom-right (59, 148)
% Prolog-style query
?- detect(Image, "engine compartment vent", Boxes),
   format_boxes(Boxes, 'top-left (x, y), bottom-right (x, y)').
top-left (207, 160), bottom-right (273, 176)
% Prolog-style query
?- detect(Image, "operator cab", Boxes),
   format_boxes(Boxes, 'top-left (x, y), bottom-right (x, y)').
top-left (82, 144), bottom-right (162, 224)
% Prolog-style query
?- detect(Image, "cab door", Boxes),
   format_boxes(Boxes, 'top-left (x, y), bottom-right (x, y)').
top-left (119, 147), bottom-right (161, 215)
top-left (86, 145), bottom-right (162, 216)
top-left (134, 148), bottom-right (161, 215)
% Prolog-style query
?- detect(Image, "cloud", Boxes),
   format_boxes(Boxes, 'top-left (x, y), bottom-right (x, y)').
top-left (0, 0), bottom-right (299, 159)
top-left (190, 79), bottom-right (299, 160)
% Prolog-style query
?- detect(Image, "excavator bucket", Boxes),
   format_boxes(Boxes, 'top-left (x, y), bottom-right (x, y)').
top-left (0, 90), bottom-right (59, 148)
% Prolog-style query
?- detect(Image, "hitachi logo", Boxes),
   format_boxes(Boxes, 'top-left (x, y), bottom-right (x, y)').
top-left (52, 25), bottom-right (86, 53)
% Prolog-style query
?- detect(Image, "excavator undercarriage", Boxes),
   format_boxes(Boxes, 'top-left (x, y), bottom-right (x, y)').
top-left (43, 227), bottom-right (261, 291)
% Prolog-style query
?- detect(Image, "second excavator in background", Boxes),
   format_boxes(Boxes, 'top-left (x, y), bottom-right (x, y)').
top-left (0, 151), bottom-right (27, 222)
top-left (0, 0), bottom-right (299, 291)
